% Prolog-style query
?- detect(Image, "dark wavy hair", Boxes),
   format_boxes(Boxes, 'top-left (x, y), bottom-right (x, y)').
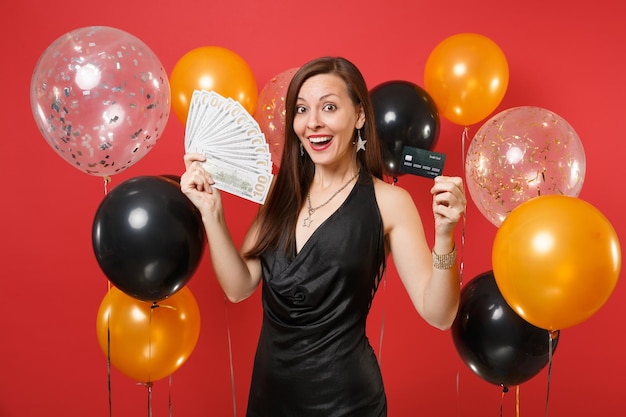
top-left (245, 56), bottom-right (384, 258)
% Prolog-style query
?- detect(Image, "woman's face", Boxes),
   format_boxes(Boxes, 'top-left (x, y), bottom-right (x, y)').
top-left (293, 73), bottom-right (365, 166)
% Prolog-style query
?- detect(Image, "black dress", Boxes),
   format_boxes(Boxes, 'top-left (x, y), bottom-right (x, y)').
top-left (247, 173), bottom-right (387, 417)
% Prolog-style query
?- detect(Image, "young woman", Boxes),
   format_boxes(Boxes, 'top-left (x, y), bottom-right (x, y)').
top-left (180, 56), bottom-right (466, 417)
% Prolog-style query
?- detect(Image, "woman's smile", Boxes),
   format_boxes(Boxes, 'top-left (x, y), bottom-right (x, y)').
top-left (308, 134), bottom-right (334, 151)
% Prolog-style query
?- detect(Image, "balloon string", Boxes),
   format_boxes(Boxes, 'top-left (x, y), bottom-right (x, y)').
top-left (224, 295), bottom-right (237, 417)
top-left (544, 331), bottom-right (557, 417)
top-left (459, 127), bottom-right (469, 286)
top-left (104, 176), bottom-right (111, 195)
top-left (516, 385), bottom-right (520, 417)
top-left (461, 127), bottom-right (469, 173)
top-left (136, 307), bottom-right (156, 417)
top-left (455, 369), bottom-right (461, 417)
top-left (104, 177), bottom-right (112, 416)
top-left (500, 386), bottom-right (509, 417)
top-left (459, 210), bottom-right (466, 287)
top-left (146, 382), bottom-right (154, 417)
top-left (107, 301), bottom-right (112, 417)
top-left (149, 303), bottom-right (156, 384)
top-left (107, 280), bottom-right (112, 417)
top-left (140, 303), bottom-right (158, 417)
top-left (454, 114), bottom-right (465, 417)
top-left (168, 374), bottom-right (173, 417)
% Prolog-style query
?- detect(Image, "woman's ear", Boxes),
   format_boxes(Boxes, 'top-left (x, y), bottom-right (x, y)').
top-left (356, 105), bottom-right (366, 129)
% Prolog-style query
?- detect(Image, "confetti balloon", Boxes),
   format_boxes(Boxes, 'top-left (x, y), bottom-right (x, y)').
top-left (30, 26), bottom-right (171, 177)
top-left (253, 67), bottom-right (298, 168)
top-left (465, 106), bottom-right (586, 227)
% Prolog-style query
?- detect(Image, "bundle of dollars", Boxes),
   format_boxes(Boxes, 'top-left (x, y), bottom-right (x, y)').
top-left (184, 90), bottom-right (274, 204)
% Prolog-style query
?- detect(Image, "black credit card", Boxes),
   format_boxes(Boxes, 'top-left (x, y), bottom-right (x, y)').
top-left (399, 146), bottom-right (446, 178)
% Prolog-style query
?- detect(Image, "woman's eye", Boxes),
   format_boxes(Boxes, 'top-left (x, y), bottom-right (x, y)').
top-left (323, 103), bottom-right (337, 111)
top-left (295, 105), bottom-right (306, 114)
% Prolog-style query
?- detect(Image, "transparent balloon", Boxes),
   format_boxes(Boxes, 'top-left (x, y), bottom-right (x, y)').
top-left (30, 26), bottom-right (171, 177)
top-left (465, 106), bottom-right (586, 227)
top-left (253, 67), bottom-right (298, 168)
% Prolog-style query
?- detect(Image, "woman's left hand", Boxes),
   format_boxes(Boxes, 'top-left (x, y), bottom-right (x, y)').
top-left (431, 176), bottom-right (466, 236)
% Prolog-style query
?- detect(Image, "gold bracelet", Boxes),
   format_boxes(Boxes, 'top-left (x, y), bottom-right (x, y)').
top-left (432, 246), bottom-right (456, 270)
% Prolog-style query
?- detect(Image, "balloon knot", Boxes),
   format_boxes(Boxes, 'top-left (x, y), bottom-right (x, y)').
top-left (151, 302), bottom-right (176, 311)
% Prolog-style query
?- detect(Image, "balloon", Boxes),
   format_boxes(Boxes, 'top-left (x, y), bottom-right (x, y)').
top-left (424, 33), bottom-right (509, 126)
top-left (30, 26), bottom-right (170, 177)
top-left (466, 106), bottom-right (586, 227)
top-left (92, 176), bottom-right (205, 302)
top-left (452, 271), bottom-right (559, 388)
top-left (158, 174), bottom-right (181, 184)
top-left (370, 80), bottom-right (440, 177)
top-left (96, 286), bottom-right (201, 382)
top-left (170, 46), bottom-right (257, 124)
top-left (253, 67), bottom-right (298, 168)
top-left (492, 195), bottom-right (621, 330)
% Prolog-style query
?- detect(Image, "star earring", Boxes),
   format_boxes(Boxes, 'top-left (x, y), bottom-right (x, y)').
top-left (355, 129), bottom-right (367, 152)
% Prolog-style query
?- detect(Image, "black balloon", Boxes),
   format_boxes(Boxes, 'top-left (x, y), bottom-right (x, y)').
top-left (92, 176), bottom-right (205, 302)
top-left (370, 80), bottom-right (440, 177)
top-left (451, 271), bottom-right (560, 388)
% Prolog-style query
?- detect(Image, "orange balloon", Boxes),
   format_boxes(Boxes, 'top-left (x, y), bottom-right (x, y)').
top-left (424, 33), bottom-right (509, 126)
top-left (492, 195), bottom-right (621, 330)
top-left (96, 286), bottom-right (201, 382)
top-left (170, 46), bottom-right (258, 124)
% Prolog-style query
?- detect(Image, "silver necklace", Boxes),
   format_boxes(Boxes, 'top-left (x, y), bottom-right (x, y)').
top-left (303, 170), bottom-right (360, 227)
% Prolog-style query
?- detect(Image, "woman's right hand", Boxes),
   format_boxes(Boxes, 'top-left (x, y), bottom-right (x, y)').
top-left (180, 153), bottom-right (223, 219)
top-left (181, 153), bottom-right (262, 301)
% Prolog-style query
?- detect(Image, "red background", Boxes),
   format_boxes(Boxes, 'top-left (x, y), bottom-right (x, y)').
top-left (1, 1), bottom-right (624, 416)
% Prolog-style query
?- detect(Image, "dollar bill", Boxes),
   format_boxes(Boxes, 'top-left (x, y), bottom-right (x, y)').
top-left (200, 156), bottom-right (273, 204)
top-left (184, 89), bottom-right (275, 205)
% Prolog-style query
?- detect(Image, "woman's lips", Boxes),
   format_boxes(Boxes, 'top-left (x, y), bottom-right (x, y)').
top-left (308, 135), bottom-right (333, 151)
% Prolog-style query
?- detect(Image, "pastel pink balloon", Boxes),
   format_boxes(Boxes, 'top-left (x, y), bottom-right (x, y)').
top-left (253, 67), bottom-right (298, 168)
top-left (30, 26), bottom-right (171, 177)
top-left (465, 106), bottom-right (586, 227)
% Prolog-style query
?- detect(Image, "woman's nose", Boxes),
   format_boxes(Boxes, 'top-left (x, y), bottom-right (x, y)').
top-left (306, 110), bottom-right (323, 129)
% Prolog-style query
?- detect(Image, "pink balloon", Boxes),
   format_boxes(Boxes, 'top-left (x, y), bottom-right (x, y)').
top-left (465, 106), bottom-right (586, 227)
top-left (30, 26), bottom-right (171, 177)
top-left (253, 67), bottom-right (298, 168)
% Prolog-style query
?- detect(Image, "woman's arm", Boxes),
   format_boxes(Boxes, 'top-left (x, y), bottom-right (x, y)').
top-left (377, 176), bottom-right (465, 329)
top-left (180, 153), bottom-right (262, 302)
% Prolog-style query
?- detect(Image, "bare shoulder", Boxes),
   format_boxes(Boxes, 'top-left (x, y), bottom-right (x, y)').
top-left (373, 178), bottom-right (420, 233)
top-left (373, 177), bottom-right (412, 200)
